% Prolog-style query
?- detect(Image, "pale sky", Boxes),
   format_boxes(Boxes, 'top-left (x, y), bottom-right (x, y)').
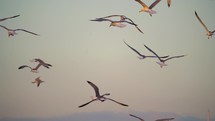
top-left (0, 0), bottom-right (215, 120)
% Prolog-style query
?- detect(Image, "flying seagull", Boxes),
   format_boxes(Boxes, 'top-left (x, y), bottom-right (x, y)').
top-left (156, 118), bottom-right (175, 121)
top-left (0, 25), bottom-right (39, 37)
top-left (167, 0), bottom-right (171, 7)
top-left (124, 41), bottom-right (169, 59)
top-left (129, 114), bottom-right (145, 121)
top-left (18, 59), bottom-right (52, 73)
top-left (32, 77), bottom-right (44, 87)
top-left (78, 81), bottom-right (128, 108)
top-left (144, 45), bottom-right (186, 68)
top-left (0, 15), bottom-right (20, 22)
top-left (195, 11), bottom-right (215, 39)
top-left (93, 15), bottom-right (143, 33)
top-left (134, 0), bottom-right (161, 16)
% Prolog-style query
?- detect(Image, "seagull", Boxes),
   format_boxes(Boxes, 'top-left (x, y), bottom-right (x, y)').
top-left (134, 0), bottom-right (161, 16)
top-left (155, 118), bottom-right (175, 121)
top-left (167, 0), bottom-right (171, 7)
top-left (0, 15), bottom-right (20, 22)
top-left (129, 114), bottom-right (145, 121)
top-left (18, 59), bottom-right (52, 73)
top-left (94, 15), bottom-right (143, 33)
top-left (78, 81), bottom-right (128, 108)
top-left (32, 77), bottom-right (44, 87)
top-left (144, 45), bottom-right (186, 68)
top-left (195, 11), bottom-right (215, 39)
top-left (0, 25), bottom-right (39, 37)
top-left (30, 58), bottom-right (52, 69)
top-left (124, 41), bottom-right (169, 59)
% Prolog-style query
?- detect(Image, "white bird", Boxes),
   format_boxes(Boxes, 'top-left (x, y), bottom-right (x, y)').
top-left (129, 114), bottom-right (145, 121)
top-left (195, 11), bottom-right (215, 39)
top-left (0, 25), bottom-right (39, 37)
top-left (134, 0), bottom-right (161, 16)
top-left (167, 0), bottom-right (171, 7)
top-left (78, 81), bottom-right (128, 108)
top-left (124, 41), bottom-right (169, 59)
top-left (18, 59), bottom-right (52, 73)
top-left (0, 15), bottom-right (20, 22)
top-left (144, 45), bottom-right (186, 68)
top-left (32, 77), bottom-right (44, 87)
top-left (93, 15), bottom-right (143, 33)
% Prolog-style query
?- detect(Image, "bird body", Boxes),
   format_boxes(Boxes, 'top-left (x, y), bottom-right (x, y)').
top-left (32, 77), bottom-right (44, 87)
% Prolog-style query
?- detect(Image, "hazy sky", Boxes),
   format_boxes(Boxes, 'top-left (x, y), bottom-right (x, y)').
top-left (0, 0), bottom-right (215, 120)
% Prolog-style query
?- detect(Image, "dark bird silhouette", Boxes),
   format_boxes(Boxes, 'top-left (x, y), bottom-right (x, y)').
top-left (93, 15), bottom-right (143, 33)
top-left (18, 59), bottom-right (52, 73)
top-left (32, 77), bottom-right (44, 87)
top-left (195, 11), bottom-right (215, 39)
top-left (78, 81), bottom-right (128, 108)
top-left (0, 25), bottom-right (39, 37)
top-left (124, 41), bottom-right (169, 59)
top-left (144, 45), bottom-right (186, 68)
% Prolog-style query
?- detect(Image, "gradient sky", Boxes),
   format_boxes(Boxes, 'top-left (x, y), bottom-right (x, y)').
top-left (0, 0), bottom-right (215, 120)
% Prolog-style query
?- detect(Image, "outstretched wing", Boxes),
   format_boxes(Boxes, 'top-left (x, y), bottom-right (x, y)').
top-left (195, 11), bottom-right (209, 33)
top-left (99, 15), bottom-right (124, 19)
top-left (18, 65), bottom-right (32, 70)
top-left (144, 45), bottom-right (162, 61)
top-left (164, 55), bottom-right (186, 62)
top-left (156, 118), bottom-right (175, 121)
top-left (106, 97), bottom-right (128, 107)
top-left (87, 81), bottom-right (100, 97)
top-left (149, 0), bottom-right (161, 9)
top-left (0, 25), bottom-right (9, 30)
top-left (129, 114), bottom-right (145, 121)
top-left (15, 29), bottom-right (39, 36)
top-left (134, 0), bottom-right (148, 8)
top-left (90, 18), bottom-right (113, 22)
top-left (0, 15), bottom-right (20, 22)
top-left (78, 99), bottom-right (97, 108)
top-left (124, 41), bottom-right (145, 58)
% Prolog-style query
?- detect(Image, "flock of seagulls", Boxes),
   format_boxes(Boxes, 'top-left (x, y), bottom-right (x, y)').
top-left (18, 58), bottom-right (52, 87)
top-left (1, 0), bottom-right (213, 120)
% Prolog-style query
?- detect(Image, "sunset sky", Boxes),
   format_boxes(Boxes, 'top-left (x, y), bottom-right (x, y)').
top-left (0, 0), bottom-right (215, 120)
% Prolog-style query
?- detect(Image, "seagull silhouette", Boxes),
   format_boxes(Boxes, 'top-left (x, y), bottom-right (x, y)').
top-left (134, 0), bottom-right (161, 16)
top-left (78, 81), bottom-right (128, 108)
top-left (195, 11), bottom-right (215, 39)
top-left (0, 25), bottom-right (39, 37)
top-left (93, 15), bottom-right (143, 33)
top-left (0, 15), bottom-right (20, 22)
top-left (32, 77), bottom-right (44, 87)
top-left (124, 41), bottom-right (169, 59)
top-left (18, 59), bottom-right (52, 73)
top-left (144, 45), bottom-right (186, 68)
